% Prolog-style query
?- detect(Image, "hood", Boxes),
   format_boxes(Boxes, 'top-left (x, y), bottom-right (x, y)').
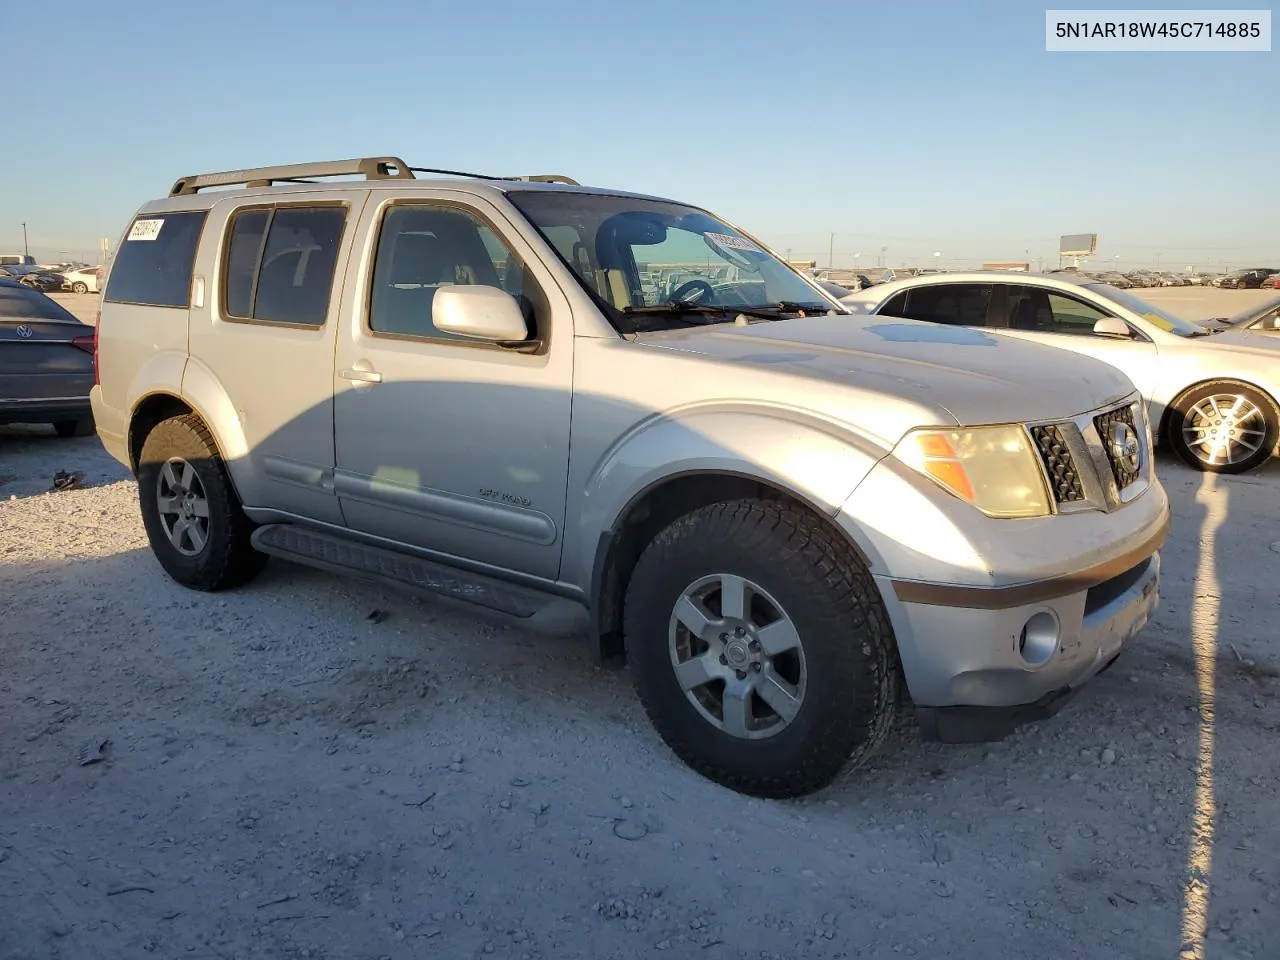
top-left (633, 314), bottom-right (1137, 427)
top-left (1191, 328), bottom-right (1280, 352)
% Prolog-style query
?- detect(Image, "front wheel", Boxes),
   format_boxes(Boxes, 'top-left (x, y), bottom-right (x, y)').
top-left (623, 499), bottom-right (899, 798)
top-left (1166, 382), bottom-right (1278, 474)
top-left (72, 282), bottom-right (88, 294)
top-left (136, 414), bottom-right (267, 590)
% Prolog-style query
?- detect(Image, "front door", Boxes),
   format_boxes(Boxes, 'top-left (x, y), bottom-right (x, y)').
top-left (991, 285), bottom-right (1160, 399)
top-left (332, 194), bottom-right (573, 580)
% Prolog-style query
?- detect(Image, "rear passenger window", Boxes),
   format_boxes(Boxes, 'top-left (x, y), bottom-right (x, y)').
top-left (221, 205), bottom-right (347, 326)
top-left (104, 211), bottom-right (208, 307)
top-left (884, 284), bottom-right (992, 326)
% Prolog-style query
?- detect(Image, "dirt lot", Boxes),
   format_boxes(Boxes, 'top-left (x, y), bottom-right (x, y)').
top-left (2, 289), bottom-right (1278, 960)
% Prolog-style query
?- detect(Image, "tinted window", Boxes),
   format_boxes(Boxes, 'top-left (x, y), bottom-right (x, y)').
top-left (1044, 292), bottom-right (1110, 335)
top-left (220, 206), bottom-right (347, 326)
top-left (881, 284), bottom-right (991, 326)
top-left (105, 210), bottom-right (208, 307)
top-left (0, 284), bottom-right (80, 321)
top-left (223, 209), bottom-right (269, 318)
top-left (369, 204), bottom-right (542, 342)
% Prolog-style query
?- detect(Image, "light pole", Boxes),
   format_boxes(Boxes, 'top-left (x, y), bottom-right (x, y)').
top-left (880, 245), bottom-right (888, 267)
top-left (22, 222), bottom-right (29, 258)
top-left (827, 233), bottom-right (835, 270)
top-left (933, 251), bottom-right (941, 271)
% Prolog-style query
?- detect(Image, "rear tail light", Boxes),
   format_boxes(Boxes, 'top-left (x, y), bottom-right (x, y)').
top-left (75, 326), bottom-right (99, 385)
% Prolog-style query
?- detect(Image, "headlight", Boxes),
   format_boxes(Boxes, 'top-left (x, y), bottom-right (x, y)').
top-left (894, 425), bottom-right (1051, 519)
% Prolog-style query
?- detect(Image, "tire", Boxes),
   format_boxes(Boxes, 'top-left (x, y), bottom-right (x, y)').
top-left (53, 417), bottom-right (94, 438)
top-left (623, 499), bottom-right (899, 798)
top-left (136, 414), bottom-right (267, 590)
top-left (1166, 382), bottom-right (1279, 474)
top-left (72, 282), bottom-right (88, 294)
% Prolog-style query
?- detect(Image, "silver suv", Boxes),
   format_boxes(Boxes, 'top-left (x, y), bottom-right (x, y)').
top-left (91, 156), bottom-right (1170, 797)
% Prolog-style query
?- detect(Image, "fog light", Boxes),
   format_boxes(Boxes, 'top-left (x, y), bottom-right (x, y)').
top-left (1017, 611), bottom-right (1059, 667)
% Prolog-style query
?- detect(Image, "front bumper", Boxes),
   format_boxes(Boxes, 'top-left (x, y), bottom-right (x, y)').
top-left (907, 549), bottom-right (1160, 742)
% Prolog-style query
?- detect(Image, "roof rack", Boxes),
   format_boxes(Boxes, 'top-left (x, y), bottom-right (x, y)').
top-left (170, 157), bottom-right (415, 196)
top-left (506, 174), bottom-right (579, 185)
top-left (406, 167), bottom-right (578, 185)
top-left (170, 157), bottom-right (580, 197)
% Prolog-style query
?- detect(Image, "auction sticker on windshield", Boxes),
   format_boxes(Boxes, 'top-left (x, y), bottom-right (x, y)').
top-left (706, 233), bottom-right (763, 254)
top-left (127, 219), bottom-right (165, 242)
top-left (1142, 311), bottom-right (1177, 332)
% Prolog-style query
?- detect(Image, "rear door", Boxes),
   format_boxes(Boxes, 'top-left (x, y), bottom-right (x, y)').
top-left (186, 191), bottom-right (368, 525)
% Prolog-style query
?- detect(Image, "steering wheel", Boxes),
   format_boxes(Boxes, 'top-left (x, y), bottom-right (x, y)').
top-left (668, 278), bottom-right (716, 303)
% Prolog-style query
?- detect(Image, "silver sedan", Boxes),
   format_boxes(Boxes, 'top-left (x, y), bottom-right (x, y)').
top-left (840, 272), bottom-right (1280, 473)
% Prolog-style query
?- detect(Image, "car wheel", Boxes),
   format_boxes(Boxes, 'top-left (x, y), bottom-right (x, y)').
top-left (623, 499), bottom-right (899, 798)
top-left (53, 417), bottom-right (95, 438)
top-left (72, 281), bottom-right (88, 294)
top-left (136, 414), bottom-right (267, 590)
top-left (1167, 382), bottom-right (1279, 474)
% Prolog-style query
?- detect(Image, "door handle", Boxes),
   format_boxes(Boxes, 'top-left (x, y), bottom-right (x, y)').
top-left (340, 364), bottom-right (383, 384)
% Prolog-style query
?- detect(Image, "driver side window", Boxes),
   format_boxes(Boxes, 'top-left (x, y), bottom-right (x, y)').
top-left (368, 204), bottom-right (545, 342)
top-left (1042, 292), bottom-right (1113, 336)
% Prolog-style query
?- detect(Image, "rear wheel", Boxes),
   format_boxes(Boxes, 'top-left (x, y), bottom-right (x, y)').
top-left (136, 414), bottom-right (266, 590)
top-left (72, 281), bottom-right (88, 294)
top-left (1166, 382), bottom-right (1278, 474)
top-left (623, 499), bottom-right (899, 798)
top-left (53, 417), bottom-right (94, 438)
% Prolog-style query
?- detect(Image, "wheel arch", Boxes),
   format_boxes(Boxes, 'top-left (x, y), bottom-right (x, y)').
top-left (588, 470), bottom-right (876, 666)
top-left (128, 392), bottom-right (195, 472)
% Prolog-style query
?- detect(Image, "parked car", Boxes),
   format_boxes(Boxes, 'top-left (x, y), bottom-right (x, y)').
top-left (1198, 294), bottom-right (1280, 336)
top-left (1218, 268), bottom-right (1279, 290)
top-left (0, 264), bottom-right (66, 293)
top-left (0, 279), bottom-right (96, 436)
top-left (92, 156), bottom-right (1168, 798)
top-left (841, 271), bottom-right (1280, 473)
top-left (1259, 273), bottom-right (1280, 290)
top-left (61, 265), bottom-right (103, 294)
top-left (1095, 271), bottom-right (1132, 289)
top-left (815, 279), bottom-right (855, 299)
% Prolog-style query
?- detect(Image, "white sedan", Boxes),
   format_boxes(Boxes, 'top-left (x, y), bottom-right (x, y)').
top-left (61, 266), bottom-right (102, 294)
top-left (840, 272), bottom-right (1280, 474)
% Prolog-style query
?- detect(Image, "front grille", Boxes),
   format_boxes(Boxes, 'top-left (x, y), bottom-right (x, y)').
top-left (1093, 404), bottom-right (1142, 490)
top-left (1030, 424), bottom-right (1085, 503)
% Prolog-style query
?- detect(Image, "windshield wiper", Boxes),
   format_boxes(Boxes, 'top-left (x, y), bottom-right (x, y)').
top-left (748, 301), bottom-right (839, 315)
top-left (622, 299), bottom-right (783, 323)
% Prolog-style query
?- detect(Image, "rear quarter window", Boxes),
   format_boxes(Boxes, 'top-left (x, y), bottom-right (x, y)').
top-left (104, 210), bottom-right (209, 307)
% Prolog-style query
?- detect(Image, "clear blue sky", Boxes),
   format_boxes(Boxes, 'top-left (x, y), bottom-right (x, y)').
top-left (2, 0), bottom-right (1275, 270)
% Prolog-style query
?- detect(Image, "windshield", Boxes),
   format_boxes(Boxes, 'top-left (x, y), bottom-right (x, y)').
top-left (1085, 283), bottom-right (1208, 337)
top-left (507, 191), bottom-right (838, 330)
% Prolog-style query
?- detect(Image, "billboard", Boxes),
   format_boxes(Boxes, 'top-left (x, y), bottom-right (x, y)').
top-left (1059, 233), bottom-right (1097, 256)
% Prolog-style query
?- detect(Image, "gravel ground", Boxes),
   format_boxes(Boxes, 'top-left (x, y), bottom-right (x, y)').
top-left (2, 289), bottom-right (1278, 960)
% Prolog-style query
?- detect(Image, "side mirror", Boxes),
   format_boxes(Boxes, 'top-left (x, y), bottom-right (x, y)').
top-left (432, 285), bottom-right (529, 342)
top-left (1093, 317), bottom-right (1132, 339)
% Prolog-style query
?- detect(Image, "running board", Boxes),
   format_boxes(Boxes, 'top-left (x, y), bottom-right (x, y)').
top-left (250, 524), bottom-right (587, 635)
